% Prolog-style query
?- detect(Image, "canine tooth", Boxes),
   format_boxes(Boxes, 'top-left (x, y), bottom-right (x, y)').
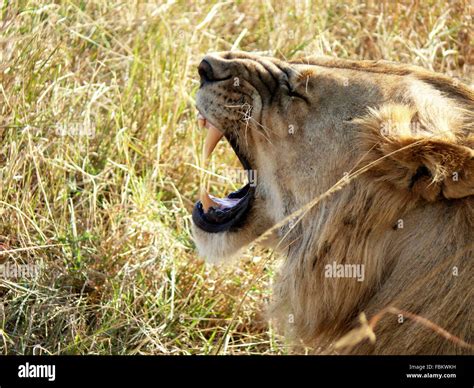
top-left (199, 116), bottom-right (223, 211)
top-left (201, 189), bottom-right (220, 212)
top-left (203, 123), bottom-right (224, 160)
top-left (197, 113), bottom-right (206, 128)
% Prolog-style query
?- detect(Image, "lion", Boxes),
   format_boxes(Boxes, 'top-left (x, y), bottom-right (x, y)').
top-left (192, 51), bottom-right (473, 355)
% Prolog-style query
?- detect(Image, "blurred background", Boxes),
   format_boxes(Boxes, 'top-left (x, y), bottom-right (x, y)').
top-left (0, 0), bottom-right (472, 354)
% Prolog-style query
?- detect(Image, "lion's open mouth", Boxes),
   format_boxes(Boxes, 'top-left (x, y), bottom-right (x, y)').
top-left (192, 112), bottom-right (255, 233)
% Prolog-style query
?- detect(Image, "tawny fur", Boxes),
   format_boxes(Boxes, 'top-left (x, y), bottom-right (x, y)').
top-left (193, 52), bottom-right (473, 354)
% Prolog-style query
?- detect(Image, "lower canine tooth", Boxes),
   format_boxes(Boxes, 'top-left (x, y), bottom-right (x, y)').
top-left (201, 189), bottom-right (220, 212)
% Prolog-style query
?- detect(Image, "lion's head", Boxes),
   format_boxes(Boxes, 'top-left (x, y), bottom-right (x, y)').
top-left (192, 51), bottom-right (473, 354)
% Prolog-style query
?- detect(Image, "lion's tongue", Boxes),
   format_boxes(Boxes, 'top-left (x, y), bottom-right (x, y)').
top-left (201, 189), bottom-right (220, 212)
top-left (201, 190), bottom-right (242, 211)
top-left (199, 114), bottom-right (224, 212)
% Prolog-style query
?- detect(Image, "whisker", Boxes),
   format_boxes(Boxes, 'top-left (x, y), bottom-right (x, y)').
top-left (248, 117), bottom-right (275, 147)
top-left (226, 102), bottom-right (276, 147)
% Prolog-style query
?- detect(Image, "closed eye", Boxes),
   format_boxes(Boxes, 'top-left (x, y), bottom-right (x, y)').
top-left (288, 87), bottom-right (308, 101)
top-left (276, 63), bottom-right (310, 104)
top-left (283, 80), bottom-right (309, 103)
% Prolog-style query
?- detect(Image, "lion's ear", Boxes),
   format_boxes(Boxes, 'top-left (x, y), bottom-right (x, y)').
top-left (357, 104), bottom-right (474, 201)
top-left (439, 151), bottom-right (474, 199)
top-left (396, 140), bottom-right (474, 200)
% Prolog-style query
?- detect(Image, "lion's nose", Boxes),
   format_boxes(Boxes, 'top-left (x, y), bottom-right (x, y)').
top-left (198, 59), bottom-right (215, 84)
top-left (198, 54), bottom-right (233, 86)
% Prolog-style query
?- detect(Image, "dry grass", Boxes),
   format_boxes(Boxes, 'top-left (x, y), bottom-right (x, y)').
top-left (0, 0), bottom-right (472, 355)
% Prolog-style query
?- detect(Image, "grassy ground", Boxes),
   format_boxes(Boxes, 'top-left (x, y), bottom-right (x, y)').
top-left (0, 0), bottom-right (471, 355)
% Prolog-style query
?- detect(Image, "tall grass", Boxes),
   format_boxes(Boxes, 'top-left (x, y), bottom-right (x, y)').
top-left (0, 0), bottom-right (471, 354)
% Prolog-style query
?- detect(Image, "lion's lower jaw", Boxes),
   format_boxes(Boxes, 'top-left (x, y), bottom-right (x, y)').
top-left (192, 201), bottom-right (276, 263)
top-left (191, 223), bottom-right (253, 263)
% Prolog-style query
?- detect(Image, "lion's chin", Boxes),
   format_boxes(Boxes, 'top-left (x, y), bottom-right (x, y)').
top-left (191, 222), bottom-right (248, 264)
